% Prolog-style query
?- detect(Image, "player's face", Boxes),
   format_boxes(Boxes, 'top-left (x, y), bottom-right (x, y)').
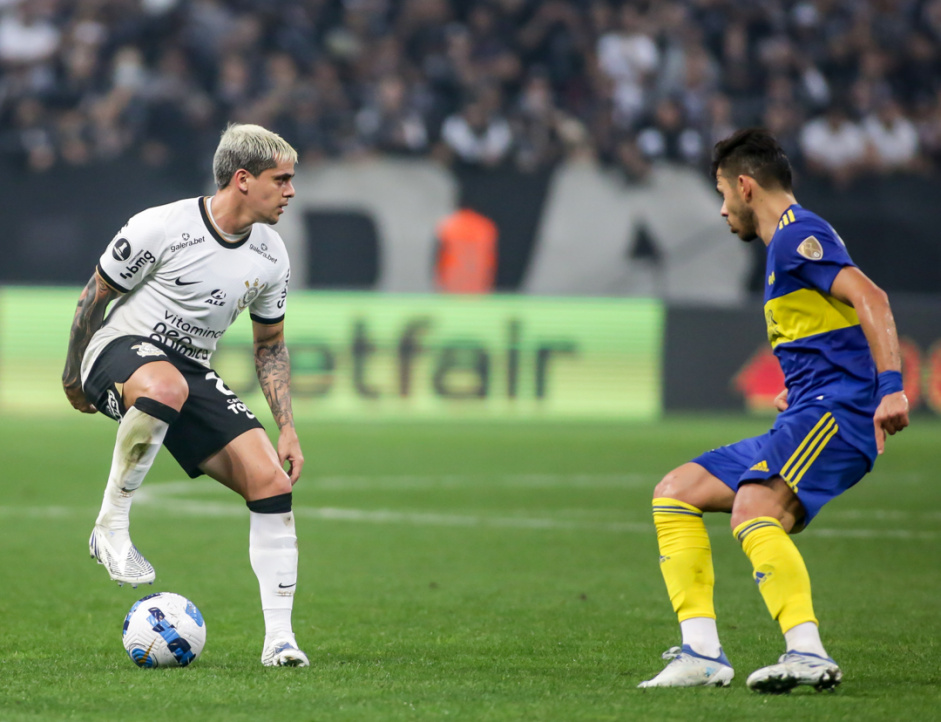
top-left (716, 172), bottom-right (758, 242)
top-left (246, 159), bottom-right (296, 225)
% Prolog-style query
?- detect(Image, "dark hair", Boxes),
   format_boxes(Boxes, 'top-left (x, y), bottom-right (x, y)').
top-left (711, 128), bottom-right (793, 191)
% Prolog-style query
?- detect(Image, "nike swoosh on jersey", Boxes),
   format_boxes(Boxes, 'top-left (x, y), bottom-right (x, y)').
top-left (278, 582), bottom-right (297, 589)
top-left (173, 277), bottom-right (200, 286)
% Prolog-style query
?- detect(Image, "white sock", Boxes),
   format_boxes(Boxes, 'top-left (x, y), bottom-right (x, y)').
top-left (784, 621), bottom-right (829, 658)
top-left (95, 406), bottom-right (168, 531)
top-left (680, 617), bottom-right (722, 658)
top-left (249, 510), bottom-right (298, 642)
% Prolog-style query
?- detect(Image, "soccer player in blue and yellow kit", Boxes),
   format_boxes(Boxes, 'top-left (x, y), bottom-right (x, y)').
top-left (639, 129), bottom-right (910, 693)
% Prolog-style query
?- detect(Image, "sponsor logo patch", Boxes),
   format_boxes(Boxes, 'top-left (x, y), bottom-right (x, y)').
top-left (749, 460), bottom-right (770, 472)
top-left (119, 250), bottom-right (155, 280)
top-left (105, 389), bottom-right (123, 420)
top-left (249, 243), bottom-right (278, 263)
top-left (206, 289), bottom-right (227, 306)
top-left (226, 397), bottom-right (256, 419)
top-left (169, 235), bottom-right (205, 253)
top-left (112, 238), bottom-right (131, 261)
top-left (796, 235), bottom-right (824, 260)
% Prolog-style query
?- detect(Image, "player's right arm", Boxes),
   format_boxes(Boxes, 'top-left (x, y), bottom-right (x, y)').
top-left (829, 265), bottom-right (910, 453)
top-left (62, 270), bottom-right (122, 413)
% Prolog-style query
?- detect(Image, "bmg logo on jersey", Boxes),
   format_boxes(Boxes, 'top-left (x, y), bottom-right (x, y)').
top-left (119, 250), bottom-right (156, 281)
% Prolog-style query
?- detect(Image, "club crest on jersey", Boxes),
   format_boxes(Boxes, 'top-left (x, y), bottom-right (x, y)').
top-left (797, 236), bottom-right (824, 260)
top-left (131, 342), bottom-right (166, 358)
top-left (238, 278), bottom-right (267, 310)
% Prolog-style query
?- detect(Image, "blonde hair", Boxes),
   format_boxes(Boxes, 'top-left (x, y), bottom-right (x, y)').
top-left (212, 124), bottom-right (298, 189)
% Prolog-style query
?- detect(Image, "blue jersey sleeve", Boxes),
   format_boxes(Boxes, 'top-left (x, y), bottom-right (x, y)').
top-left (775, 219), bottom-right (855, 294)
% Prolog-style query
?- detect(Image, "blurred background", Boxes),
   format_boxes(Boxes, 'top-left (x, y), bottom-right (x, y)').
top-left (0, 0), bottom-right (938, 421)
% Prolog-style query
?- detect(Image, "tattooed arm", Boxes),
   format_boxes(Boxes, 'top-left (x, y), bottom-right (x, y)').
top-left (63, 271), bottom-right (120, 413)
top-left (253, 320), bottom-right (304, 483)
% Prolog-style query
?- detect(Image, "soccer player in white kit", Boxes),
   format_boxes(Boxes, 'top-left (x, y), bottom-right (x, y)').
top-left (62, 124), bottom-right (309, 667)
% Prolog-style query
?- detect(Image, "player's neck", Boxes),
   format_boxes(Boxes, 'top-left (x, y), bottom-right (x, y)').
top-left (207, 192), bottom-right (253, 239)
top-left (756, 192), bottom-right (798, 245)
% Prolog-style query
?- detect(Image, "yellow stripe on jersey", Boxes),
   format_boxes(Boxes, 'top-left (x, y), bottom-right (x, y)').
top-left (780, 412), bottom-right (839, 490)
top-left (764, 288), bottom-right (860, 348)
top-left (777, 210), bottom-right (797, 229)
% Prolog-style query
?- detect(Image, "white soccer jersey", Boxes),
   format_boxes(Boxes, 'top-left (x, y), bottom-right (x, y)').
top-left (81, 196), bottom-right (291, 383)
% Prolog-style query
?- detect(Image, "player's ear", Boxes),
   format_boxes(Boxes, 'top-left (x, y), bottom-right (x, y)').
top-left (738, 174), bottom-right (754, 201)
top-left (234, 168), bottom-right (251, 192)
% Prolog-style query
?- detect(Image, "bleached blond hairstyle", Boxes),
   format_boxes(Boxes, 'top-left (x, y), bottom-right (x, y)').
top-left (212, 123), bottom-right (298, 189)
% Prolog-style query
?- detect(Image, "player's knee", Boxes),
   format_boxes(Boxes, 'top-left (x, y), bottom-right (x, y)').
top-left (255, 464), bottom-right (291, 499)
top-left (653, 468), bottom-right (687, 500)
top-left (138, 376), bottom-right (188, 410)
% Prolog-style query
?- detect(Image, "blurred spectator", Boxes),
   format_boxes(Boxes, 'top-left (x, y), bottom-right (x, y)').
top-left (763, 101), bottom-right (803, 171)
top-left (915, 89), bottom-right (941, 168)
top-left (355, 74), bottom-right (429, 155)
top-left (704, 92), bottom-right (736, 151)
top-left (439, 87), bottom-right (512, 167)
top-left (596, 4), bottom-right (658, 129)
top-left (636, 96), bottom-right (704, 167)
top-left (800, 103), bottom-right (870, 187)
top-left (510, 68), bottom-right (589, 171)
top-left (862, 97), bottom-right (922, 174)
top-left (0, 1), bottom-right (60, 66)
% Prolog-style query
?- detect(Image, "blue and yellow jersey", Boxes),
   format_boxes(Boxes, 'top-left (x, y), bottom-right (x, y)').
top-left (764, 205), bottom-right (878, 458)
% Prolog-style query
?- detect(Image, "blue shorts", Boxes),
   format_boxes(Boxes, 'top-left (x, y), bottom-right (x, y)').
top-left (692, 404), bottom-right (872, 527)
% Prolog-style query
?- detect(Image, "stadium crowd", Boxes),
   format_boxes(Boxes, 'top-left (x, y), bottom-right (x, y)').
top-left (1, 0), bottom-right (940, 185)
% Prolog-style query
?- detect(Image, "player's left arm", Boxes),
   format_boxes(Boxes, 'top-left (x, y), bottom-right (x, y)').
top-left (253, 319), bottom-right (304, 483)
top-left (829, 266), bottom-right (910, 453)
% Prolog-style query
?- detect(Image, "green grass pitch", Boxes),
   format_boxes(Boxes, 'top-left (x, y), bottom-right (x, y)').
top-left (0, 414), bottom-right (938, 721)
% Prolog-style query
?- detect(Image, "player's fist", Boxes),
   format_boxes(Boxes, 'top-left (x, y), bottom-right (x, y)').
top-left (873, 390), bottom-right (909, 455)
top-left (63, 380), bottom-right (96, 413)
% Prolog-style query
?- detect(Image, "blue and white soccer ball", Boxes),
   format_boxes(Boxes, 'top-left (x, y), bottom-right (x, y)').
top-left (122, 592), bottom-right (206, 668)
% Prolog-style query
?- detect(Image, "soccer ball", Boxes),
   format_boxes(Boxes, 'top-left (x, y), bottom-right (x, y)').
top-left (122, 592), bottom-right (206, 668)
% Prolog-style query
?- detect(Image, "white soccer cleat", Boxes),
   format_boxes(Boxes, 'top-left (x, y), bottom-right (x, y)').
top-left (746, 651), bottom-right (842, 694)
top-left (261, 638), bottom-right (309, 667)
top-left (88, 525), bottom-right (155, 588)
top-left (638, 645), bottom-right (735, 688)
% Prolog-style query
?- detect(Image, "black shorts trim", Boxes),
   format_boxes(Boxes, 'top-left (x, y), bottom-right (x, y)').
top-left (84, 335), bottom-right (264, 477)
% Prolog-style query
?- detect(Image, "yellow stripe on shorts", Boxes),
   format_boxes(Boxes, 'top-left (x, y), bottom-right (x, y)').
top-left (780, 412), bottom-right (839, 490)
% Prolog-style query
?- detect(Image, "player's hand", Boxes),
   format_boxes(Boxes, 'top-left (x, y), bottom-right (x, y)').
top-left (773, 387), bottom-right (789, 412)
top-left (63, 381), bottom-right (97, 414)
top-left (873, 390), bottom-right (909, 455)
top-left (277, 425), bottom-right (304, 484)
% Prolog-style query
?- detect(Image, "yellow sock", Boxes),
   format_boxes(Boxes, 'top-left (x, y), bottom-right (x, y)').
top-left (652, 498), bottom-right (715, 621)
top-left (734, 517), bottom-right (818, 633)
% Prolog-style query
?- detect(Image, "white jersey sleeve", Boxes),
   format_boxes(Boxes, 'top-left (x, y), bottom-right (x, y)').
top-left (250, 266), bottom-right (290, 324)
top-left (96, 207), bottom-right (169, 293)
